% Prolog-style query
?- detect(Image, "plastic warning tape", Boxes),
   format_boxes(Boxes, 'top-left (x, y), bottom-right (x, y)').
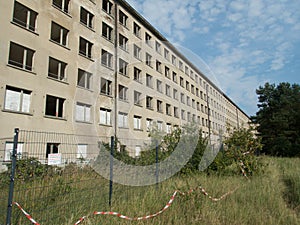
top-left (74, 186), bottom-right (238, 224)
top-left (13, 202), bottom-right (40, 225)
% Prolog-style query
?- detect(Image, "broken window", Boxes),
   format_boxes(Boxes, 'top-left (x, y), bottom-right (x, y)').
top-left (52, 0), bottom-right (70, 13)
top-left (8, 42), bottom-right (34, 71)
top-left (119, 10), bottom-right (128, 27)
top-left (79, 37), bottom-right (93, 59)
top-left (119, 34), bottom-right (128, 51)
top-left (45, 95), bottom-right (65, 118)
top-left (48, 57), bottom-right (67, 81)
top-left (51, 21), bottom-right (69, 46)
top-left (100, 78), bottom-right (112, 96)
top-left (102, 22), bottom-right (113, 41)
top-left (118, 85), bottom-right (128, 101)
top-left (46, 143), bottom-right (59, 158)
top-left (13, 1), bottom-right (38, 32)
top-left (80, 7), bottom-right (94, 29)
top-left (101, 49), bottom-right (113, 68)
top-left (77, 69), bottom-right (92, 89)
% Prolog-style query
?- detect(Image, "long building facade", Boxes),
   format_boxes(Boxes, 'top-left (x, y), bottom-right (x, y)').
top-left (0, 0), bottom-right (250, 162)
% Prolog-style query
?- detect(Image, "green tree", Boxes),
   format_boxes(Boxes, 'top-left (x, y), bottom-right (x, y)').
top-left (252, 82), bottom-right (300, 157)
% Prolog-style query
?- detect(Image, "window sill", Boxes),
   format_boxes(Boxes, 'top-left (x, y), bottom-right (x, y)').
top-left (134, 103), bottom-right (143, 108)
top-left (133, 80), bottom-right (143, 85)
top-left (119, 73), bottom-right (130, 79)
top-left (119, 22), bottom-right (129, 30)
top-left (52, 4), bottom-right (72, 18)
top-left (7, 64), bottom-right (36, 75)
top-left (76, 86), bottom-right (93, 92)
top-left (80, 22), bottom-right (95, 32)
top-left (75, 120), bottom-right (93, 124)
top-left (100, 93), bottom-right (113, 98)
top-left (146, 107), bottom-right (154, 111)
top-left (47, 76), bottom-right (69, 84)
top-left (118, 99), bottom-right (129, 103)
top-left (101, 64), bottom-right (114, 71)
top-left (99, 124), bottom-right (112, 127)
top-left (134, 129), bottom-right (143, 132)
top-left (2, 109), bottom-right (33, 116)
top-left (119, 127), bottom-right (129, 130)
top-left (101, 35), bottom-right (114, 44)
top-left (49, 39), bottom-right (70, 50)
top-left (44, 115), bottom-right (67, 121)
top-left (102, 9), bottom-right (114, 19)
top-left (134, 56), bottom-right (142, 61)
top-left (79, 53), bottom-right (94, 62)
top-left (11, 21), bottom-right (39, 36)
top-left (119, 46), bottom-right (129, 53)
top-left (133, 34), bottom-right (142, 40)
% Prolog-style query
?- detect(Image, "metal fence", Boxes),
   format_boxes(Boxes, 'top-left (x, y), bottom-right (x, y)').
top-left (0, 129), bottom-right (160, 225)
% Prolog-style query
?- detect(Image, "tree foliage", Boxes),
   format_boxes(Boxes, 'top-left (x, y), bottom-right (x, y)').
top-left (252, 82), bottom-right (300, 157)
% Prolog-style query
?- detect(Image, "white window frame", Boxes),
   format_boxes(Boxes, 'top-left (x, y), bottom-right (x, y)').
top-left (75, 102), bottom-right (91, 122)
top-left (100, 108), bottom-right (111, 125)
top-left (4, 86), bottom-right (31, 113)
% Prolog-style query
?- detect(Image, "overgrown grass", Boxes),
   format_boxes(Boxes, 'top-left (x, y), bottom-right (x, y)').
top-left (1, 157), bottom-right (300, 225)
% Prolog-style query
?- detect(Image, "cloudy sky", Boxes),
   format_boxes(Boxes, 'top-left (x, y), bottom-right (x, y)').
top-left (126, 0), bottom-right (300, 116)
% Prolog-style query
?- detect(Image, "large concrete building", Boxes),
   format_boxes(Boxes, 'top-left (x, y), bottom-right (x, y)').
top-left (0, 0), bottom-right (250, 162)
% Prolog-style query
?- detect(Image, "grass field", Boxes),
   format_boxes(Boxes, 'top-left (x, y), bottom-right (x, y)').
top-left (1, 157), bottom-right (300, 225)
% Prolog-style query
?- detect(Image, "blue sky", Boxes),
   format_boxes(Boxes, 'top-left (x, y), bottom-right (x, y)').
top-left (127, 0), bottom-right (300, 116)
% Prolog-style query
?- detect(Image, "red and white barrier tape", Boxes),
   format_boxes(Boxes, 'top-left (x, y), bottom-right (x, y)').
top-left (13, 202), bottom-right (40, 225)
top-left (74, 186), bottom-right (238, 224)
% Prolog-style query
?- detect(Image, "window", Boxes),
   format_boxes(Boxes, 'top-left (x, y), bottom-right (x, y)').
top-left (187, 96), bottom-right (191, 106)
top-left (4, 86), bottom-right (31, 113)
top-left (119, 10), bottom-right (128, 27)
top-left (119, 34), bottom-right (128, 51)
top-left (155, 41), bottom-right (161, 53)
top-left (166, 123), bottom-right (172, 134)
top-left (197, 102), bottom-right (200, 111)
top-left (146, 96), bottom-right (153, 109)
top-left (51, 22), bottom-right (69, 46)
top-left (146, 74), bottom-right (153, 88)
top-left (187, 112), bottom-right (191, 122)
top-left (190, 70), bottom-right (194, 80)
top-left (181, 93), bottom-right (185, 104)
top-left (173, 89), bottom-right (178, 100)
top-left (157, 100), bottom-right (163, 113)
top-left (52, 0), bottom-right (70, 13)
top-left (185, 66), bottom-right (189, 75)
top-left (172, 55), bottom-right (176, 66)
top-left (76, 102), bottom-right (91, 122)
top-left (192, 99), bottom-right (195, 108)
top-left (166, 104), bottom-right (171, 116)
top-left (48, 57), bottom-right (67, 81)
top-left (146, 118), bottom-right (153, 131)
top-left (191, 85), bottom-right (195, 94)
top-left (195, 75), bottom-right (199, 84)
top-left (157, 121), bottom-right (163, 131)
top-left (172, 72), bottom-right (177, 83)
top-left (77, 69), bottom-right (92, 89)
top-left (145, 33), bottom-right (152, 46)
top-left (164, 49), bottom-right (169, 60)
top-left (77, 144), bottom-right (87, 159)
top-left (118, 85), bottom-right (128, 101)
top-left (133, 44), bottom-right (141, 59)
top-left (165, 85), bottom-right (171, 97)
top-left (193, 114), bottom-right (196, 123)
top-left (156, 60), bottom-right (162, 73)
top-left (174, 107), bottom-right (179, 118)
top-left (156, 80), bottom-right (162, 93)
top-left (8, 42), bottom-right (34, 71)
top-left (133, 22), bottom-right (141, 37)
top-left (13, 1), bottom-right (37, 32)
top-left (181, 110), bottom-right (185, 120)
top-left (134, 91), bottom-right (142, 105)
top-left (102, 0), bottom-right (113, 15)
top-left (101, 49), bottom-right (113, 68)
top-left (165, 66), bottom-right (170, 78)
top-left (145, 53), bottom-right (152, 67)
top-left (100, 78), bottom-right (112, 96)
top-left (119, 58), bottom-right (128, 76)
top-left (180, 77), bottom-right (184, 87)
top-left (118, 112), bottom-right (128, 128)
top-left (79, 37), bottom-right (93, 59)
top-left (179, 61), bottom-right (183, 71)
top-left (46, 143), bottom-right (59, 158)
top-left (186, 81), bottom-right (190, 91)
top-left (4, 142), bottom-right (23, 161)
top-left (102, 22), bottom-right (113, 41)
top-left (80, 7), bottom-right (94, 29)
top-left (45, 95), bottom-right (65, 118)
top-left (100, 108), bottom-right (111, 125)
top-left (196, 88), bottom-right (199, 97)
top-left (134, 116), bottom-right (142, 130)
top-left (133, 67), bottom-right (141, 82)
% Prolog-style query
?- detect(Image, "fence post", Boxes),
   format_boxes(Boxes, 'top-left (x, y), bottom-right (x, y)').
top-left (109, 136), bottom-right (114, 207)
top-left (6, 128), bottom-right (19, 225)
